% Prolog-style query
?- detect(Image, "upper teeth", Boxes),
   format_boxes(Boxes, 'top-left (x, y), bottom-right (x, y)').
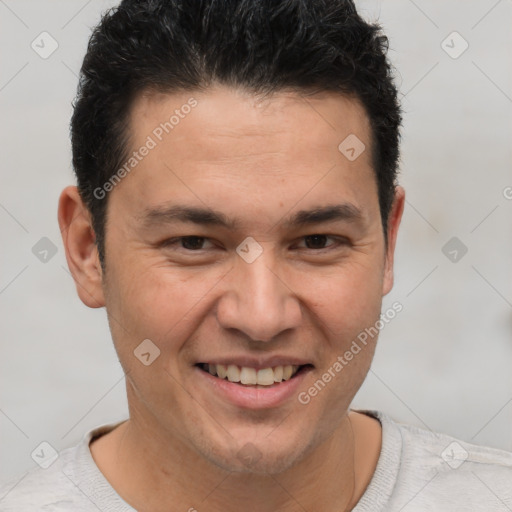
top-left (206, 364), bottom-right (300, 386)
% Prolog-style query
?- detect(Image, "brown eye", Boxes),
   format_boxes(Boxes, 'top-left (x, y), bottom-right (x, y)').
top-left (180, 236), bottom-right (207, 250)
top-left (294, 235), bottom-right (349, 253)
top-left (160, 236), bottom-right (215, 251)
top-left (303, 235), bottom-right (330, 249)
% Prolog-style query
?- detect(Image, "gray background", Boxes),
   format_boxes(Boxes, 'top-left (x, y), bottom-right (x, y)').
top-left (1, 0), bottom-right (511, 484)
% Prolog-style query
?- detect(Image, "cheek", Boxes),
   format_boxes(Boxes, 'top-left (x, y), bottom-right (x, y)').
top-left (105, 258), bottom-right (226, 352)
top-left (295, 272), bottom-right (381, 424)
top-left (296, 262), bottom-right (384, 338)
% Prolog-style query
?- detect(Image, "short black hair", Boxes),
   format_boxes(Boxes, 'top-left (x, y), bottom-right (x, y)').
top-left (71, 0), bottom-right (402, 265)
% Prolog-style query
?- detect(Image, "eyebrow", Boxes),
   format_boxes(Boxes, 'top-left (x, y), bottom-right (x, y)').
top-left (139, 203), bottom-right (363, 230)
top-left (283, 203), bottom-right (363, 228)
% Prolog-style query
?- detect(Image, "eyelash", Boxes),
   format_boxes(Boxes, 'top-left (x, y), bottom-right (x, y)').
top-left (160, 235), bottom-right (348, 252)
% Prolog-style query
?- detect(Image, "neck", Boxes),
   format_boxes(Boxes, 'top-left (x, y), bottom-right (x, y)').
top-left (90, 407), bottom-right (380, 512)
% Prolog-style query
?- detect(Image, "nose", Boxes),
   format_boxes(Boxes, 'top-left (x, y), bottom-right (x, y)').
top-left (216, 248), bottom-right (302, 342)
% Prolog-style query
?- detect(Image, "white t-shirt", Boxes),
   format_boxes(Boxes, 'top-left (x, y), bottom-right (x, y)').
top-left (1, 409), bottom-right (511, 511)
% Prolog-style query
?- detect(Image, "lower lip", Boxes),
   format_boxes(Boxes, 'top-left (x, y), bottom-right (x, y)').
top-left (194, 366), bottom-right (313, 409)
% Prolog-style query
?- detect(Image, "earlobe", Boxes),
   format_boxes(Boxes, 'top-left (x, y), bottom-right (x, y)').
top-left (58, 186), bottom-right (106, 308)
top-left (382, 186), bottom-right (405, 296)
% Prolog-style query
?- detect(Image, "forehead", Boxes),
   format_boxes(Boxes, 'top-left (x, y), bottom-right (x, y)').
top-left (115, 85), bottom-right (377, 228)
top-left (129, 86), bottom-right (373, 160)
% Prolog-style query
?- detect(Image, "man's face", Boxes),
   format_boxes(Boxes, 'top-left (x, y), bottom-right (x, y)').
top-left (99, 85), bottom-right (399, 473)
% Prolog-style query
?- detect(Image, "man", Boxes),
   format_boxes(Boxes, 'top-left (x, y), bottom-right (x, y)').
top-left (1, 0), bottom-right (511, 510)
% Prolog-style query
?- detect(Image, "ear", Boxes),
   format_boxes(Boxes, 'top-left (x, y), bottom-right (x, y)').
top-left (382, 185), bottom-right (405, 296)
top-left (58, 186), bottom-right (106, 308)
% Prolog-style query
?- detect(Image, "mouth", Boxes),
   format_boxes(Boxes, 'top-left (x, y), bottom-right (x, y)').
top-left (196, 363), bottom-right (314, 388)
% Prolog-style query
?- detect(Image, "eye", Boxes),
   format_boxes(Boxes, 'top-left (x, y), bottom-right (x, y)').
top-left (160, 235), bottom-right (347, 253)
top-left (161, 236), bottom-right (215, 251)
top-left (295, 234), bottom-right (346, 250)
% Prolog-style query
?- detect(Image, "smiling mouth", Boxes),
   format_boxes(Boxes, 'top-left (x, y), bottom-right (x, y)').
top-left (196, 363), bottom-right (313, 387)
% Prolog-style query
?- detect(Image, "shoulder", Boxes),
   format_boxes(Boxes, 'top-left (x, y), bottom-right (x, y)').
top-left (369, 410), bottom-right (512, 510)
top-left (0, 421), bottom-right (131, 512)
top-left (397, 415), bottom-right (512, 475)
top-left (0, 445), bottom-right (92, 511)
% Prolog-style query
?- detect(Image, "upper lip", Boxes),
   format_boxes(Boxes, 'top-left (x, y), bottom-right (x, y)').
top-left (196, 356), bottom-right (314, 371)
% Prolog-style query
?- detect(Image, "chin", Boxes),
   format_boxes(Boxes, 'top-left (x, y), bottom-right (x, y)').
top-left (197, 432), bottom-right (313, 475)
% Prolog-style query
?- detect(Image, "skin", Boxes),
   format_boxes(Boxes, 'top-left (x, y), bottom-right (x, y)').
top-left (58, 84), bottom-right (405, 512)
